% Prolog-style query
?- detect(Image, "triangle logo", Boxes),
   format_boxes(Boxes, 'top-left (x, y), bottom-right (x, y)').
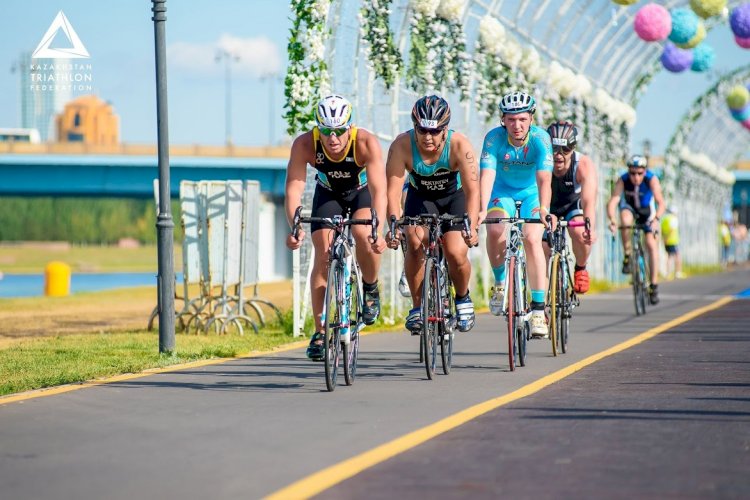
top-left (32, 11), bottom-right (90, 59)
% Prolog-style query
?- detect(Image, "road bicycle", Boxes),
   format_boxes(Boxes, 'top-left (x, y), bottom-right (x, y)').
top-left (620, 223), bottom-right (652, 316)
top-left (483, 201), bottom-right (544, 371)
top-left (545, 215), bottom-right (590, 356)
top-left (292, 206), bottom-right (378, 392)
top-left (390, 213), bottom-right (471, 380)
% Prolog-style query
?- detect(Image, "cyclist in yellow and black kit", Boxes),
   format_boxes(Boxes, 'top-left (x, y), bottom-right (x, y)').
top-left (285, 95), bottom-right (387, 360)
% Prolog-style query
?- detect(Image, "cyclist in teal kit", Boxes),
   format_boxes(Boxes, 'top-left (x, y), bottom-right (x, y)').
top-left (479, 91), bottom-right (553, 338)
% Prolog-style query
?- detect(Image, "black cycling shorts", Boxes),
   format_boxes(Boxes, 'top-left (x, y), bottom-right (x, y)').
top-left (620, 204), bottom-right (654, 233)
top-left (404, 186), bottom-right (466, 233)
top-left (310, 184), bottom-right (371, 233)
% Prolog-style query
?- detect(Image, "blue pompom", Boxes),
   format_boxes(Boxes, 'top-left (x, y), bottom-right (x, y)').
top-left (669, 8), bottom-right (699, 44)
top-left (691, 43), bottom-right (715, 72)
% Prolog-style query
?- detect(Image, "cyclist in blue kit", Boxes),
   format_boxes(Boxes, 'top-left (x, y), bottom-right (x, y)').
top-left (606, 154), bottom-right (665, 305)
top-left (479, 91), bottom-right (553, 338)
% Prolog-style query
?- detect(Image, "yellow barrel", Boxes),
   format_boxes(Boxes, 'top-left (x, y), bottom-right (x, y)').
top-left (44, 261), bottom-right (71, 297)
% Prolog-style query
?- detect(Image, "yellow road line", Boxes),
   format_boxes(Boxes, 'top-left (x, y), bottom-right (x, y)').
top-left (265, 296), bottom-right (734, 500)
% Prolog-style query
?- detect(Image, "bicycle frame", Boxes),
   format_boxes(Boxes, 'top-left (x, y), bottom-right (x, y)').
top-left (292, 206), bottom-right (378, 391)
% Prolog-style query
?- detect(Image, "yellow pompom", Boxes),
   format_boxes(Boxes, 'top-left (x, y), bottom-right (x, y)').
top-left (676, 22), bottom-right (706, 48)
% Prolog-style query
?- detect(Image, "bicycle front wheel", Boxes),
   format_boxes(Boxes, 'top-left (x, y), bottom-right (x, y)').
top-left (343, 267), bottom-right (361, 386)
top-left (632, 251), bottom-right (647, 316)
top-left (506, 256), bottom-right (517, 371)
top-left (559, 259), bottom-right (571, 354)
top-left (548, 254), bottom-right (560, 357)
top-left (324, 260), bottom-right (342, 392)
top-left (440, 267), bottom-right (454, 375)
top-left (516, 259), bottom-right (528, 368)
top-left (422, 258), bottom-right (439, 380)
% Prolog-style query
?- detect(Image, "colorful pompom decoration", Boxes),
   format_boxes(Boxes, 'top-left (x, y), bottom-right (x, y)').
top-left (691, 43), bottom-right (715, 72)
top-left (634, 3), bottom-right (672, 41)
top-left (736, 35), bottom-right (750, 48)
top-left (730, 3), bottom-right (750, 38)
top-left (612, 0), bottom-right (638, 5)
top-left (669, 8), bottom-right (700, 44)
top-left (677, 21), bottom-right (706, 48)
top-left (742, 119), bottom-right (750, 131)
top-left (690, 0), bottom-right (727, 19)
top-left (730, 105), bottom-right (750, 121)
top-left (661, 42), bottom-right (694, 72)
top-left (726, 85), bottom-right (750, 109)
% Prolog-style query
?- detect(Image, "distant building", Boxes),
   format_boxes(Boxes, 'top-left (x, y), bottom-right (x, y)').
top-left (56, 95), bottom-right (120, 145)
top-left (0, 128), bottom-right (41, 143)
top-left (17, 52), bottom-right (72, 142)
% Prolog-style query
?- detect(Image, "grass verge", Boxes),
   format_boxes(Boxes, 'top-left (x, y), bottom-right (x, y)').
top-left (0, 330), bottom-right (298, 397)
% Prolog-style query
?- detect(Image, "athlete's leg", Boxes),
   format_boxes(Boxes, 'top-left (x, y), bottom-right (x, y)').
top-left (351, 206), bottom-right (381, 284)
top-left (645, 230), bottom-right (659, 286)
top-left (443, 230), bottom-right (470, 296)
top-left (568, 214), bottom-right (591, 268)
top-left (310, 229), bottom-right (333, 330)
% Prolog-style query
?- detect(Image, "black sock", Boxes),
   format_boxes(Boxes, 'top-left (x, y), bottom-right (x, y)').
top-left (531, 301), bottom-right (545, 311)
top-left (363, 280), bottom-right (378, 293)
top-left (455, 290), bottom-right (470, 302)
top-left (575, 264), bottom-right (586, 271)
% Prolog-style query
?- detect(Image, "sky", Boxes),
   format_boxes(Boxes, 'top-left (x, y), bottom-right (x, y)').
top-left (0, 0), bottom-right (747, 156)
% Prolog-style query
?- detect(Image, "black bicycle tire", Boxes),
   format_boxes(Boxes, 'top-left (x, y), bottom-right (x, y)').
top-left (506, 256), bottom-right (517, 371)
top-left (324, 260), bottom-right (342, 392)
top-left (440, 265), bottom-right (454, 375)
top-left (549, 254), bottom-right (560, 356)
top-left (344, 266), bottom-right (361, 386)
top-left (516, 259), bottom-right (527, 367)
top-left (422, 258), bottom-right (439, 380)
top-left (559, 257), bottom-right (569, 353)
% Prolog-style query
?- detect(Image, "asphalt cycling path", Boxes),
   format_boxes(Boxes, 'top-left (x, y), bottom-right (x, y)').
top-left (1, 270), bottom-right (748, 499)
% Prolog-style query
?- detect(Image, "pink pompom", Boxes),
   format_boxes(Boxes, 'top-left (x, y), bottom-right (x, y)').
top-left (736, 35), bottom-right (750, 49)
top-left (634, 3), bottom-right (672, 41)
top-left (742, 119), bottom-right (750, 131)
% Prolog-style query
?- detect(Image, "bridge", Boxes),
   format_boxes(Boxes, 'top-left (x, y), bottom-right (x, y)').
top-left (0, 143), bottom-right (291, 199)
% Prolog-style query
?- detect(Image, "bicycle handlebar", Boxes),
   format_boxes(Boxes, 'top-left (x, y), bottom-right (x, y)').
top-left (545, 215), bottom-right (591, 231)
top-left (483, 217), bottom-right (544, 225)
top-left (390, 213), bottom-right (475, 247)
top-left (292, 206), bottom-right (379, 242)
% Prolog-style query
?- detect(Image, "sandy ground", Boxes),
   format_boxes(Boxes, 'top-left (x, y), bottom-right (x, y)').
top-left (0, 281), bottom-right (292, 348)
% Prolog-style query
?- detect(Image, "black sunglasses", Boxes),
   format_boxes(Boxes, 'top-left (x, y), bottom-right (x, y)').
top-left (416, 125), bottom-right (445, 136)
top-left (628, 169), bottom-right (645, 176)
top-left (552, 145), bottom-right (575, 154)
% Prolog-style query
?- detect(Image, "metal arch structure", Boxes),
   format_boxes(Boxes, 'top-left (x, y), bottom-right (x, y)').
top-left (665, 64), bottom-right (750, 172)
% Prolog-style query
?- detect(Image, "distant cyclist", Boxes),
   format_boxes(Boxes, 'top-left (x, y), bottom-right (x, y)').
top-left (545, 121), bottom-right (598, 294)
top-left (285, 94), bottom-right (387, 360)
top-left (385, 95), bottom-right (480, 333)
top-left (606, 154), bottom-right (665, 305)
top-left (479, 91), bottom-right (553, 338)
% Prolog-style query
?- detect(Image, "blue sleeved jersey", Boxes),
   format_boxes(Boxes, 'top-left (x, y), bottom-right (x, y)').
top-left (479, 124), bottom-right (553, 190)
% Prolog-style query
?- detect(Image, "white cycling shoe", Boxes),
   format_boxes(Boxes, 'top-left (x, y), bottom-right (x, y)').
top-left (530, 310), bottom-right (549, 339)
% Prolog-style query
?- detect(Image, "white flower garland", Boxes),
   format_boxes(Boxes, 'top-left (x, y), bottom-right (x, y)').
top-left (359, 0), bottom-right (403, 89)
top-left (284, 0), bottom-right (332, 135)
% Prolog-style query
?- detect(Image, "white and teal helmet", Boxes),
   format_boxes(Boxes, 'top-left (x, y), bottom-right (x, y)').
top-left (315, 94), bottom-right (353, 128)
top-left (499, 91), bottom-right (537, 115)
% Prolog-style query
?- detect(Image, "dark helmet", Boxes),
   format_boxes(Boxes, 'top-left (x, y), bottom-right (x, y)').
top-left (547, 121), bottom-right (578, 149)
top-left (626, 154), bottom-right (648, 168)
top-left (411, 95), bottom-right (451, 129)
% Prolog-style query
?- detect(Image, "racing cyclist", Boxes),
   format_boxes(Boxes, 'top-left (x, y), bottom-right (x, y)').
top-left (606, 154), bottom-right (665, 305)
top-left (285, 94), bottom-right (387, 360)
top-left (479, 91), bottom-right (553, 338)
top-left (545, 120), bottom-right (598, 294)
top-left (385, 95), bottom-right (480, 333)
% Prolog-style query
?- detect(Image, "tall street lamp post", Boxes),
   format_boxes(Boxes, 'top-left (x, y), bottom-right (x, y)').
top-left (216, 49), bottom-right (239, 147)
top-left (151, 0), bottom-right (175, 353)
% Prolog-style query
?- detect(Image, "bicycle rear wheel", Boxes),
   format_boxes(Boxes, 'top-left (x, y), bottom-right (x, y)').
top-left (324, 260), bottom-right (342, 392)
top-left (343, 267), bottom-right (361, 386)
top-left (548, 254), bottom-right (560, 356)
top-left (632, 249), bottom-right (647, 316)
top-left (422, 258), bottom-right (439, 380)
top-left (506, 256), bottom-right (517, 371)
top-left (559, 259), bottom-right (570, 354)
top-left (440, 267), bottom-right (454, 375)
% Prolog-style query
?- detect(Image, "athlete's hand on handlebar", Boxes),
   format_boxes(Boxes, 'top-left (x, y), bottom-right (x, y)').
top-left (386, 215), bottom-right (403, 250)
top-left (286, 228), bottom-right (305, 250)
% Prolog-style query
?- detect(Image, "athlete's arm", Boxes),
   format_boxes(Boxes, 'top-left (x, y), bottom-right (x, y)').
top-left (358, 129), bottom-right (387, 251)
top-left (478, 130), bottom-right (498, 222)
top-left (650, 175), bottom-right (666, 221)
top-left (577, 154), bottom-right (598, 242)
top-left (284, 132), bottom-right (313, 249)
top-left (385, 134), bottom-right (409, 247)
top-left (607, 178), bottom-right (624, 233)
top-left (535, 131), bottom-right (554, 224)
top-left (451, 132), bottom-right (480, 244)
